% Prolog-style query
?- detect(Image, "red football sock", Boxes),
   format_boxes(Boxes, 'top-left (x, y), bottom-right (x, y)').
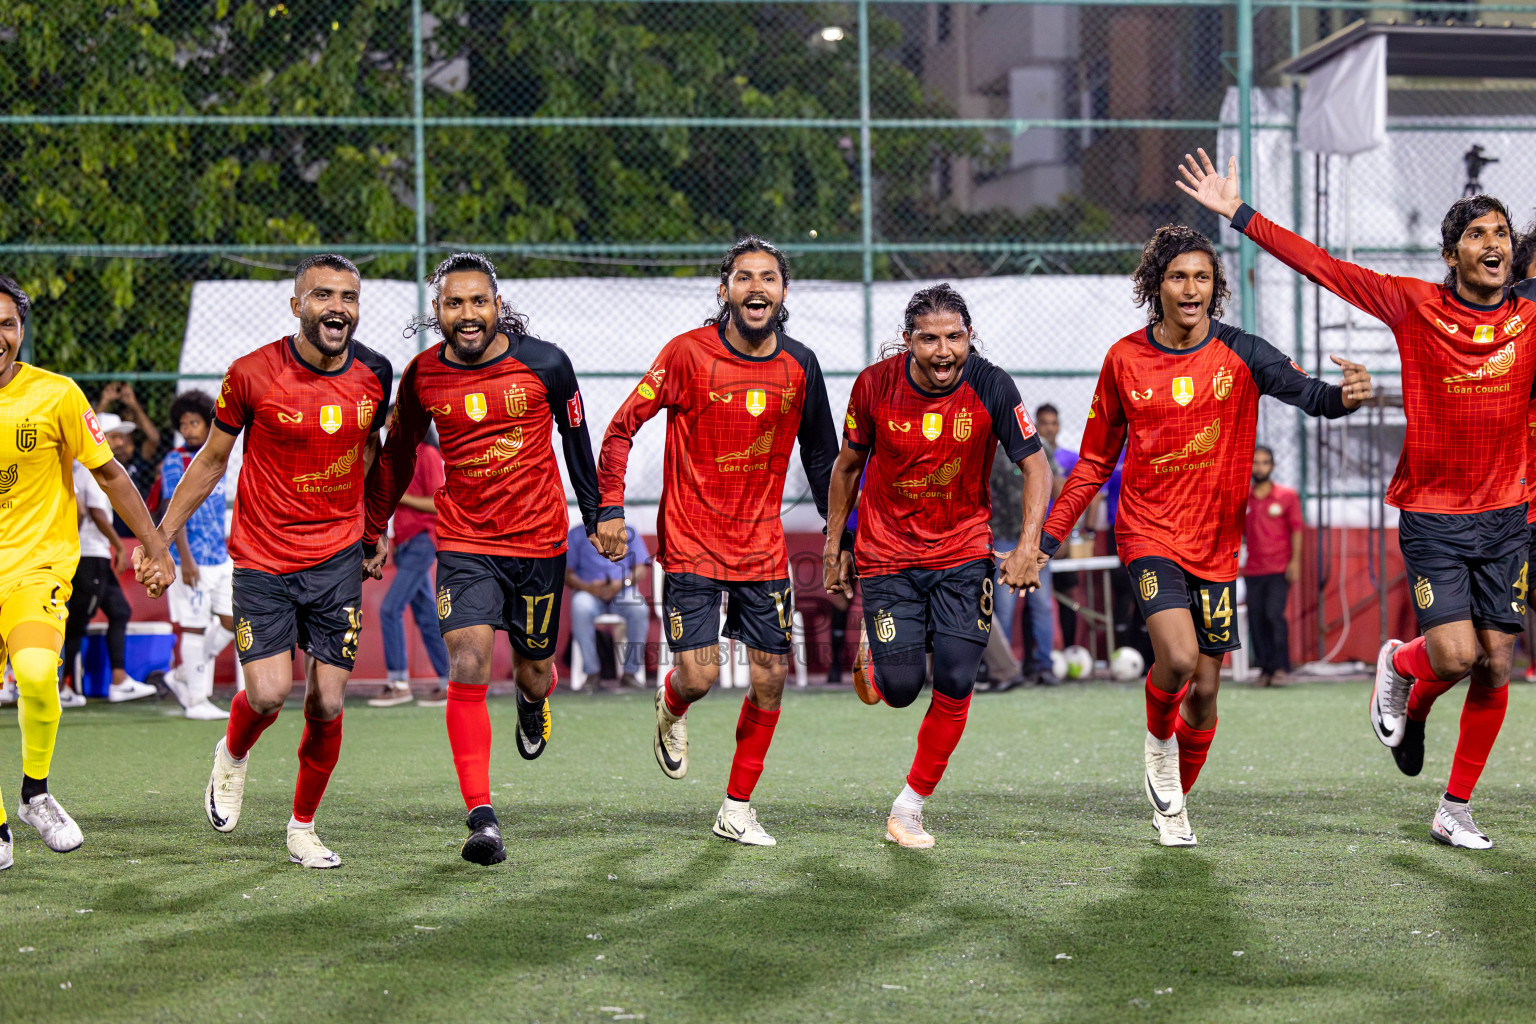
top-left (1391, 636), bottom-right (1446, 683)
top-left (545, 664), bottom-right (559, 699)
top-left (1144, 674), bottom-right (1188, 742)
top-left (905, 691), bottom-right (971, 797)
top-left (726, 696), bottom-right (781, 802)
top-left (1446, 683), bottom-right (1508, 802)
top-left (446, 682), bottom-right (492, 811)
top-left (1407, 676), bottom-right (1458, 722)
top-left (291, 713), bottom-right (343, 825)
top-left (1175, 715), bottom-right (1217, 794)
top-left (225, 690), bottom-right (279, 760)
top-left (662, 669), bottom-right (690, 718)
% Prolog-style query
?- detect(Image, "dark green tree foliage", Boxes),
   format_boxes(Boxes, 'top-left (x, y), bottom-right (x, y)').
top-left (0, 1), bottom-right (968, 372)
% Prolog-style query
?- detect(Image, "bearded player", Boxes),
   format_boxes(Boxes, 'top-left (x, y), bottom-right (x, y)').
top-left (0, 277), bottom-right (174, 871)
top-left (144, 255), bottom-right (392, 869)
top-left (1181, 149), bottom-right (1535, 849)
top-left (597, 237), bottom-right (841, 847)
top-left (363, 253), bottom-right (603, 867)
top-left (1040, 224), bottom-right (1369, 847)
top-left (825, 284), bottom-right (1050, 849)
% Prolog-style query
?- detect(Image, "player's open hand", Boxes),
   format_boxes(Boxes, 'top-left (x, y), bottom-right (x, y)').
top-left (823, 546), bottom-right (855, 597)
top-left (999, 545), bottom-right (1041, 595)
top-left (362, 548), bottom-right (387, 580)
top-left (1175, 148), bottom-right (1243, 221)
top-left (1331, 354), bottom-right (1373, 409)
top-left (595, 518), bottom-right (629, 562)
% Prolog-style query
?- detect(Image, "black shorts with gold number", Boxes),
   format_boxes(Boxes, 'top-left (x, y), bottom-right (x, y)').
top-left (435, 551), bottom-right (567, 659)
top-left (662, 572), bottom-right (794, 655)
top-left (859, 557), bottom-right (995, 659)
top-left (1399, 505), bottom-right (1528, 634)
top-left (231, 543), bottom-right (364, 670)
top-left (1127, 556), bottom-right (1241, 657)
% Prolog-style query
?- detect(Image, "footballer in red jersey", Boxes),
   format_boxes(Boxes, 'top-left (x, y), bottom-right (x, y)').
top-left (597, 237), bottom-right (842, 847)
top-left (825, 284), bottom-right (1050, 849)
top-left (1181, 149), bottom-right (1536, 849)
top-left (363, 253), bottom-right (604, 866)
top-left (1041, 225), bottom-right (1369, 846)
top-left (146, 255), bottom-right (392, 869)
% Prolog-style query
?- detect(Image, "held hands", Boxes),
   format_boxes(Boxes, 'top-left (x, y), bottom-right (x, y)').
top-left (1175, 148), bottom-right (1243, 221)
top-left (132, 541), bottom-right (176, 599)
top-left (595, 518), bottom-right (629, 563)
top-left (362, 548), bottom-right (387, 580)
top-left (1332, 354), bottom-right (1373, 409)
top-left (999, 545), bottom-right (1042, 595)
top-left (823, 544), bottom-right (854, 597)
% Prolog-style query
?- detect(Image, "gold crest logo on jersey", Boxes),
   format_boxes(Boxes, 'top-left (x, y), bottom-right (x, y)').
top-left (438, 586), bottom-right (452, 620)
top-left (1472, 324), bottom-right (1497, 345)
top-left (356, 397), bottom-right (375, 430)
top-left (504, 386), bottom-right (526, 418)
top-left (1442, 341), bottom-right (1516, 383)
top-left (1171, 376), bottom-right (1194, 406)
top-left (465, 393), bottom-right (488, 422)
top-left (893, 457), bottom-right (962, 494)
top-left (1151, 418), bottom-right (1220, 465)
top-left (1505, 314), bottom-right (1526, 338)
top-left (887, 420), bottom-right (911, 432)
top-left (922, 413), bottom-right (943, 441)
top-left (952, 410), bottom-right (973, 442)
top-left (236, 618), bottom-right (253, 652)
top-left (781, 387), bottom-right (796, 414)
top-left (319, 405), bottom-right (343, 434)
top-left (745, 389), bottom-right (767, 417)
top-left (669, 609), bottom-right (683, 641)
top-left (1139, 569), bottom-right (1159, 601)
top-left (1212, 366), bottom-right (1234, 401)
top-left (874, 609), bottom-right (896, 644)
top-left (0, 464), bottom-right (17, 494)
top-left (1414, 577), bottom-right (1434, 609)
top-left (716, 428), bottom-right (774, 464)
top-left (15, 425), bottom-right (35, 452)
top-left (293, 444), bottom-right (360, 482)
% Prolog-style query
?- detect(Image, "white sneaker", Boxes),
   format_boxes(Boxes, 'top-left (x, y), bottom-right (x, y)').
top-left (1431, 798), bottom-right (1492, 850)
top-left (1143, 730), bottom-right (1184, 817)
top-left (58, 685), bottom-right (87, 709)
top-left (653, 685), bottom-right (688, 779)
top-left (712, 800), bottom-right (776, 846)
top-left (205, 738), bottom-right (247, 833)
top-left (184, 700), bottom-right (229, 721)
top-left (287, 824), bottom-right (340, 868)
top-left (1153, 807), bottom-right (1198, 847)
top-left (162, 666), bottom-right (192, 709)
top-left (0, 828), bottom-right (11, 870)
top-left (108, 677), bottom-right (156, 703)
top-left (16, 792), bottom-right (84, 852)
top-left (367, 681), bottom-right (414, 708)
top-left (886, 803), bottom-right (936, 849)
top-left (1371, 639), bottom-right (1412, 748)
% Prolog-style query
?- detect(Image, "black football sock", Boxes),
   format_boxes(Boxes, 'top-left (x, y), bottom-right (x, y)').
top-left (0, 821), bottom-right (11, 843)
top-left (20, 775), bottom-right (46, 803)
top-left (1443, 791), bottom-right (1468, 804)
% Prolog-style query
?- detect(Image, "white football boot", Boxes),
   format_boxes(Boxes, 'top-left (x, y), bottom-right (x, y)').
top-left (204, 738), bottom-right (248, 832)
top-left (653, 684), bottom-right (688, 779)
top-left (886, 803), bottom-right (936, 849)
top-left (1370, 639), bottom-right (1412, 748)
top-left (1143, 730), bottom-right (1184, 817)
top-left (17, 792), bottom-right (84, 852)
top-left (712, 799), bottom-right (776, 846)
top-left (286, 823), bottom-right (341, 868)
top-left (1153, 807), bottom-right (1198, 847)
top-left (1431, 799), bottom-right (1492, 850)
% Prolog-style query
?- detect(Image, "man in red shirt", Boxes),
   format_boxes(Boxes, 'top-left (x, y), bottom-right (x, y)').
top-left (146, 254), bottom-right (392, 869)
top-left (1181, 148), bottom-right (1536, 849)
top-left (364, 253), bottom-right (603, 866)
top-left (368, 435), bottom-right (450, 708)
top-left (596, 237), bottom-right (841, 848)
top-left (1244, 445), bottom-right (1302, 687)
top-left (826, 284), bottom-right (1050, 848)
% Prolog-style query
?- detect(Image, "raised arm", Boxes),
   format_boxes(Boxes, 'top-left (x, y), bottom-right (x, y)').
top-left (1176, 148), bottom-right (1429, 326)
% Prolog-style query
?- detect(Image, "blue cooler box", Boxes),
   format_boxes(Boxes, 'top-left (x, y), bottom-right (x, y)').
top-left (79, 622), bottom-right (175, 698)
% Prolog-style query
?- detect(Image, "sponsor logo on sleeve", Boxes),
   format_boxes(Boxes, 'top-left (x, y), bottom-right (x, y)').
top-left (638, 381), bottom-right (657, 400)
top-left (1012, 403), bottom-right (1036, 439)
top-left (845, 408), bottom-right (858, 430)
top-left (83, 408), bottom-right (106, 446)
top-left (567, 392), bottom-right (584, 427)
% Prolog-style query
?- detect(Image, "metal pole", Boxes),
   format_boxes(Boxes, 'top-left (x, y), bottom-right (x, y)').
top-left (858, 0), bottom-right (874, 364)
top-left (1237, 0), bottom-right (1256, 334)
top-left (412, 0), bottom-right (428, 344)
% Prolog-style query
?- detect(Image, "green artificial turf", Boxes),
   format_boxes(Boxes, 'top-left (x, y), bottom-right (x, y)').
top-left (1, 682), bottom-right (1535, 1023)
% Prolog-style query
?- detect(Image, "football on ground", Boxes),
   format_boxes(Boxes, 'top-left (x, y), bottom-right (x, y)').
top-left (1, 683), bottom-right (1533, 1022)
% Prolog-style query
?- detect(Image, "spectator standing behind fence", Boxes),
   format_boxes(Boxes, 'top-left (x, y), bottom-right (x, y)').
top-left (1244, 445), bottom-right (1302, 687)
top-left (566, 523), bottom-right (650, 689)
top-left (370, 437), bottom-right (451, 709)
top-left (62, 458), bottom-right (155, 705)
top-left (160, 391), bottom-right (235, 721)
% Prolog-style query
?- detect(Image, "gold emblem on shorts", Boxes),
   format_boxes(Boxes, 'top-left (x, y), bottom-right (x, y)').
top-left (437, 586), bottom-right (452, 620)
top-left (1414, 577), bottom-right (1434, 609)
top-left (922, 413), bottom-right (943, 441)
top-left (874, 609), bottom-right (896, 644)
top-left (668, 609), bottom-right (683, 641)
top-left (236, 618), bottom-right (253, 652)
top-left (1207, 630), bottom-right (1229, 643)
top-left (1139, 569), bottom-right (1159, 602)
top-left (953, 410), bottom-right (973, 441)
top-left (319, 405), bottom-right (343, 434)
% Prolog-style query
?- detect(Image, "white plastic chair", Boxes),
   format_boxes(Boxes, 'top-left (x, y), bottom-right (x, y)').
top-left (570, 613), bottom-right (633, 692)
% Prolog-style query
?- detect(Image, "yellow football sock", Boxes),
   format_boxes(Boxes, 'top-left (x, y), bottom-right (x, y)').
top-left (13, 646), bottom-right (63, 782)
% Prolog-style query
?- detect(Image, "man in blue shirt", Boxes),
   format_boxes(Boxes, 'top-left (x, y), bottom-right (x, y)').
top-left (566, 523), bottom-right (651, 688)
top-left (161, 390), bottom-right (234, 720)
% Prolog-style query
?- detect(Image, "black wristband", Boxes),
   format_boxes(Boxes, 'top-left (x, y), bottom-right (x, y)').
top-left (361, 540), bottom-right (378, 560)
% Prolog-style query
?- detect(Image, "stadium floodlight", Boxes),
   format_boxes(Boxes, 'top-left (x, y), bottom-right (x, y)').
top-left (820, 26), bottom-right (845, 42)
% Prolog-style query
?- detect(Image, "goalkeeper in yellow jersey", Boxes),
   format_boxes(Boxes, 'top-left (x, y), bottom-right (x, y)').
top-left (0, 277), bottom-right (174, 872)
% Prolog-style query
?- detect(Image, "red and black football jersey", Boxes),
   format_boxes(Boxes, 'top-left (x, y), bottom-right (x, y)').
top-left (214, 336), bottom-right (392, 574)
top-left (364, 336), bottom-right (602, 558)
top-left (844, 352), bottom-right (1041, 577)
top-left (1236, 205), bottom-right (1536, 515)
top-left (599, 324), bottom-right (839, 582)
top-left (1042, 321), bottom-right (1346, 581)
